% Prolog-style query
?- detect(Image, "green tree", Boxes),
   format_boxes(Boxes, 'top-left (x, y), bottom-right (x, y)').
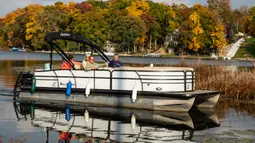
top-left (179, 4), bottom-right (226, 54)
top-left (87, 0), bottom-right (107, 9)
top-left (1, 8), bottom-right (27, 48)
top-left (108, 0), bottom-right (134, 10)
top-left (148, 2), bottom-right (178, 49)
top-left (109, 15), bottom-right (146, 53)
top-left (207, 0), bottom-right (234, 39)
top-left (0, 0), bottom-right (230, 55)
top-left (141, 14), bottom-right (160, 51)
top-left (0, 26), bottom-right (6, 48)
top-left (233, 6), bottom-right (249, 33)
top-left (25, 4), bottom-right (67, 49)
top-left (72, 10), bottom-right (109, 47)
top-left (245, 6), bottom-right (255, 37)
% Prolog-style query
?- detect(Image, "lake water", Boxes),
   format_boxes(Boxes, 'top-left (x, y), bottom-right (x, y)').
top-left (0, 60), bottom-right (255, 143)
top-left (1, 51), bottom-right (255, 67)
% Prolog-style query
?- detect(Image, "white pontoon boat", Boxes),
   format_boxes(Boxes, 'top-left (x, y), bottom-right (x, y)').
top-left (14, 32), bottom-right (220, 112)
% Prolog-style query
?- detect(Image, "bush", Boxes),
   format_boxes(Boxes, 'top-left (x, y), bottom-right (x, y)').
top-left (114, 46), bottom-right (122, 53)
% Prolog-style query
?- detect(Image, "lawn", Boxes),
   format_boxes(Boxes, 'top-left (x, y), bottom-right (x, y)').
top-left (234, 38), bottom-right (255, 58)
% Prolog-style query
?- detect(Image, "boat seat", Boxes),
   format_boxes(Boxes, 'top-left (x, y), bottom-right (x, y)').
top-left (74, 64), bottom-right (82, 70)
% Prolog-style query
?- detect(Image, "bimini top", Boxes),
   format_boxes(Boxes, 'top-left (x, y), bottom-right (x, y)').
top-left (45, 32), bottom-right (93, 45)
top-left (45, 32), bottom-right (110, 69)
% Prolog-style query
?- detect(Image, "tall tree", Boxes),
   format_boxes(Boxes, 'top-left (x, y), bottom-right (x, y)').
top-left (54, 2), bottom-right (81, 31)
top-left (207, 0), bottom-right (234, 38)
top-left (179, 4), bottom-right (226, 54)
top-left (188, 12), bottom-right (204, 52)
top-left (72, 10), bottom-right (109, 47)
top-left (233, 6), bottom-right (249, 33)
top-left (109, 15), bottom-right (146, 53)
top-left (0, 0), bottom-right (229, 55)
top-left (125, 0), bottom-right (150, 51)
top-left (141, 14), bottom-right (160, 51)
top-left (210, 23), bottom-right (227, 53)
top-left (108, 0), bottom-right (134, 10)
top-left (25, 4), bottom-right (67, 49)
top-left (1, 8), bottom-right (27, 48)
top-left (0, 21), bottom-right (6, 48)
top-left (1, 8), bottom-right (25, 25)
top-left (25, 4), bottom-right (44, 43)
top-left (87, 0), bottom-right (107, 9)
top-left (148, 2), bottom-right (178, 49)
top-left (126, 0), bottom-right (150, 17)
top-left (245, 6), bottom-right (255, 37)
top-left (75, 2), bottom-right (93, 13)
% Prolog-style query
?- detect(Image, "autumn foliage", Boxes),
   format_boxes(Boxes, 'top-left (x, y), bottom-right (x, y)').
top-left (0, 0), bottom-right (249, 55)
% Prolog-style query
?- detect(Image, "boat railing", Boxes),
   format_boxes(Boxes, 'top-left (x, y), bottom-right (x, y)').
top-left (32, 68), bottom-right (195, 92)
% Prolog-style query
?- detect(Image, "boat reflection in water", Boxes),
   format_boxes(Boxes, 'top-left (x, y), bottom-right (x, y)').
top-left (13, 102), bottom-right (220, 143)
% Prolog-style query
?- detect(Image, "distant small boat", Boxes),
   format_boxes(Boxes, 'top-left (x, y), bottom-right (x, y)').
top-left (12, 47), bottom-right (26, 52)
top-left (104, 52), bottom-right (114, 56)
top-left (20, 48), bottom-right (27, 52)
top-left (12, 47), bottom-right (19, 51)
top-left (143, 53), bottom-right (161, 57)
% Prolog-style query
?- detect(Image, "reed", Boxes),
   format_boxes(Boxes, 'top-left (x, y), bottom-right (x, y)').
top-left (187, 63), bottom-right (255, 100)
top-left (126, 62), bottom-right (255, 100)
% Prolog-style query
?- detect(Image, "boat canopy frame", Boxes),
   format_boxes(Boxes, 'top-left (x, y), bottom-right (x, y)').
top-left (45, 32), bottom-right (110, 69)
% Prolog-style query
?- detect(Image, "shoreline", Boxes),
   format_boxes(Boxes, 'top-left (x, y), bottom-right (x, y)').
top-left (0, 51), bottom-right (255, 68)
top-left (2, 50), bottom-right (255, 61)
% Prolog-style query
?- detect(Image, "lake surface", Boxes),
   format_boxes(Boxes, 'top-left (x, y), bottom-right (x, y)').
top-left (1, 51), bottom-right (255, 67)
top-left (0, 60), bottom-right (255, 143)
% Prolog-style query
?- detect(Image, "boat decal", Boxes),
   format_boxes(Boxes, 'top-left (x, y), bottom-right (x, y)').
top-left (52, 81), bottom-right (76, 87)
top-left (52, 82), bottom-right (57, 87)
top-left (60, 32), bottom-right (70, 37)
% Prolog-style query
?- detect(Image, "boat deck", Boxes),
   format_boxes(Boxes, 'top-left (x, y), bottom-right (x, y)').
top-left (108, 67), bottom-right (194, 71)
top-left (34, 66), bottom-right (194, 72)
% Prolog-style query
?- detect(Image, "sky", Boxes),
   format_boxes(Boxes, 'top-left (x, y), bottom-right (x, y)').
top-left (0, 0), bottom-right (255, 18)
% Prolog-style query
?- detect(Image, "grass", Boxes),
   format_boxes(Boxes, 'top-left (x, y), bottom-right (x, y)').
top-left (234, 38), bottom-right (255, 58)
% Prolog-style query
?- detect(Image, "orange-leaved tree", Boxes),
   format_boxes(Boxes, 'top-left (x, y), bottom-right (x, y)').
top-left (188, 12), bottom-right (203, 52)
top-left (126, 0), bottom-right (150, 17)
top-left (210, 23), bottom-right (227, 54)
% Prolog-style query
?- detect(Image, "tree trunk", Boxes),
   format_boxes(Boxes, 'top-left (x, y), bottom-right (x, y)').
top-left (164, 35), bottom-right (170, 49)
top-left (149, 34), bottom-right (152, 51)
top-left (142, 42), bottom-right (145, 52)
top-left (134, 44), bottom-right (137, 53)
top-left (154, 39), bottom-right (157, 51)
